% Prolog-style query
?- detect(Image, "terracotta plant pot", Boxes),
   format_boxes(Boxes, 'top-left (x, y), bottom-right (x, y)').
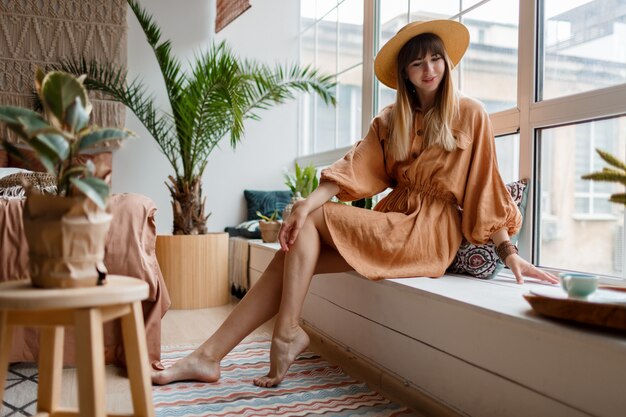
top-left (22, 193), bottom-right (112, 288)
top-left (259, 221), bottom-right (281, 243)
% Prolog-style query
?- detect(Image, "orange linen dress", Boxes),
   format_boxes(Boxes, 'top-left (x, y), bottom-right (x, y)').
top-left (320, 96), bottom-right (522, 280)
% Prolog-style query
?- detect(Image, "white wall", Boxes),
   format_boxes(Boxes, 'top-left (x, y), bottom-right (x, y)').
top-left (112, 0), bottom-right (300, 234)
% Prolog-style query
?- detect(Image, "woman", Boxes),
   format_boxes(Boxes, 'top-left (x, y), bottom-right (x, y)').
top-left (152, 20), bottom-right (558, 388)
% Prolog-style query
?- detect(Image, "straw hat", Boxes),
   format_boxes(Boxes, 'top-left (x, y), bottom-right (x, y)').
top-left (374, 20), bottom-right (470, 89)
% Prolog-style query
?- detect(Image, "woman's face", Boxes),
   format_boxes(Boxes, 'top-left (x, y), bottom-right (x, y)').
top-left (404, 51), bottom-right (446, 95)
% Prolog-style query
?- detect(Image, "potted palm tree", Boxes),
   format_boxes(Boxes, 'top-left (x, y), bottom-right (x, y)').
top-left (0, 70), bottom-right (132, 288)
top-left (61, 0), bottom-right (336, 235)
top-left (60, 0), bottom-right (335, 307)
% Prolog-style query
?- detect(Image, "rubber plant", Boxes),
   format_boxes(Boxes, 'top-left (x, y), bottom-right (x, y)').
top-left (0, 70), bottom-right (131, 208)
top-left (582, 148), bottom-right (626, 206)
top-left (0, 70), bottom-right (132, 288)
top-left (60, 0), bottom-right (336, 235)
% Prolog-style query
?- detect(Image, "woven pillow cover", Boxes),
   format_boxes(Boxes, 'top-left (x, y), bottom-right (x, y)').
top-left (447, 179), bottom-right (529, 279)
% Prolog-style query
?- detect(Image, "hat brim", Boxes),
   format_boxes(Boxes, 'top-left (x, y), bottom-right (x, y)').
top-left (374, 20), bottom-right (470, 90)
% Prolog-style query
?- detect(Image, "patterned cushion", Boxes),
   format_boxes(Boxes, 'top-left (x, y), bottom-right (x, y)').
top-left (243, 190), bottom-right (292, 221)
top-left (447, 179), bottom-right (529, 279)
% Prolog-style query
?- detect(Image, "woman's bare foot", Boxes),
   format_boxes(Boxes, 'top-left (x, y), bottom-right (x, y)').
top-left (253, 326), bottom-right (310, 388)
top-left (152, 350), bottom-right (221, 385)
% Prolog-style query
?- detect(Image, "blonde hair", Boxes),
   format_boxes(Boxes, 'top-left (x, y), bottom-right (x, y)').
top-left (388, 33), bottom-right (459, 161)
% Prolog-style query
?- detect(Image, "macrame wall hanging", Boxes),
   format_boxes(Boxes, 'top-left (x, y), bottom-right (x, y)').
top-left (0, 0), bottom-right (128, 145)
top-left (215, 0), bottom-right (251, 33)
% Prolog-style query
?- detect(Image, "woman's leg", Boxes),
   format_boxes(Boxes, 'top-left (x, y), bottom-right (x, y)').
top-left (253, 206), bottom-right (338, 387)
top-left (151, 250), bottom-right (286, 385)
top-left (152, 210), bottom-right (348, 385)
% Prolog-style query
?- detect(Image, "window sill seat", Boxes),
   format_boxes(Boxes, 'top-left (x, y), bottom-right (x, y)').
top-left (301, 270), bottom-right (626, 417)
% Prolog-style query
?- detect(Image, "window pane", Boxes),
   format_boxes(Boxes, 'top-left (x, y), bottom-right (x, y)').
top-left (301, 27), bottom-right (315, 68)
top-left (495, 133), bottom-right (520, 185)
top-left (300, 93), bottom-right (315, 155)
top-left (337, 65), bottom-right (363, 148)
top-left (380, 0), bottom-right (409, 47)
top-left (461, 0), bottom-right (486, 8)
top-left (316, 0), bottom-right (337, 18)
top-left (377, 84), bottom-right (396, 113)
top-left (300, 0), bottom-right (316, 22)
top-left (338, 0), bottom-right (363, 72)
top-left (410, 0), bottom-right (460, 19)
top-left (539, 0), bottom-right (626, 101)
top-left (461, 0), bottom-right (518, 112)
top-left (315, 89), bottom-right (337, 153)
top-left (537, 117), bottom-right (626, 277)
top-left (317, 8), bottom-right (337, 75)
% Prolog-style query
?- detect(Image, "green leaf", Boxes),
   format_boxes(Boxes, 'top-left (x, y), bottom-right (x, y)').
top-left (596, 148), bottom-right (626, 172)
top-left (70, 176), bottom-right (109, 209)
top-left (609, 193), bottom-right (626, 206)
top-left (15, 116), bottom-right (69, 160)
top-left (35, 67), bottom-right (45, 90)
top-left (23, 137), bottom-right (58, 174)
top-left (79, 128), bottom-right (134, 151)
top-left (0, 106), bottom-right (43, 125)
top-left (85, 159), bottom-right (96, 175)
top-left (65, 96), bottom-right (90, 132)
top-left (581, 172), bottom-right (626, 186)
top-left (41, 71), bottom-right (89, 124)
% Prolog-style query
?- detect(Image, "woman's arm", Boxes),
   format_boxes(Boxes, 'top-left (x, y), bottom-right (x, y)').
top-left (278, 181), bottom-right (340, 251)
top-left (490, 228), bottom-right (558, 285)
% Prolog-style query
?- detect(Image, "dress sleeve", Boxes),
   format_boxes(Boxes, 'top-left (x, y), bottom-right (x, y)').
top-left (461, 108), bottom-right (522, 245)
top-left (320, 116), bottom-right (392, 202)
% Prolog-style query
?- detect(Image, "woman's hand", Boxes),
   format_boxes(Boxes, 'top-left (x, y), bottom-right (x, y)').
top-left (505, 254), bottom-right (559, 285)
top-left (278, 181), bottom-right (340, 252)
top-left (278, 199), bottom-right (311, 252)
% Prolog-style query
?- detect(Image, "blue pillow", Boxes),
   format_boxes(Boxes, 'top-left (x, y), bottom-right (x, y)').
top-left (447, 179), bottom-right (529, 279)
top-left (244, 190), bottom-right (292, 221)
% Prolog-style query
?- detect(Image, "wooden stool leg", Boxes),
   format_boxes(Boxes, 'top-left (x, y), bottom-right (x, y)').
top-left (38, 326), bottom-right (64, 413)
top-left (121, 301), bottom-right (154, 417)
top-left (0, 311), bottom-right (14, 413)
top-left (74, 308), bottom-right (106, 417)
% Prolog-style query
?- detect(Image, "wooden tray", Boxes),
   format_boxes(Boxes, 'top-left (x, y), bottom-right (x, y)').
top-left (524, 286), bottom-right (626, 331)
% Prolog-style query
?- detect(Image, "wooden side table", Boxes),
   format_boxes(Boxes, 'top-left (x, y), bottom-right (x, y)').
top-left (0, 275), bottom-right (154, 417)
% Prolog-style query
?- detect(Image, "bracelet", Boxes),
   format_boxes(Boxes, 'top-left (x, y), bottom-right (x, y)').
top-left (496, 241), bottom-right (518, 264)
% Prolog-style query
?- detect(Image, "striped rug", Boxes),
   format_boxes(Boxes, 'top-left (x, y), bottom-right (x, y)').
top-left (154, 339), bottom-right (417, 417)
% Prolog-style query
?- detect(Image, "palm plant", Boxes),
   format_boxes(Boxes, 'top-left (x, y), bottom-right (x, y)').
top-left (60, 0), bottom-right (336, 234)
top-left (582, 148), bottom-right (626, 206)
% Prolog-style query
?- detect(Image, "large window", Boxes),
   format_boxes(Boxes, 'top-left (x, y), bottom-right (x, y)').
top-left (299, 0), bottom-right (626, 281)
